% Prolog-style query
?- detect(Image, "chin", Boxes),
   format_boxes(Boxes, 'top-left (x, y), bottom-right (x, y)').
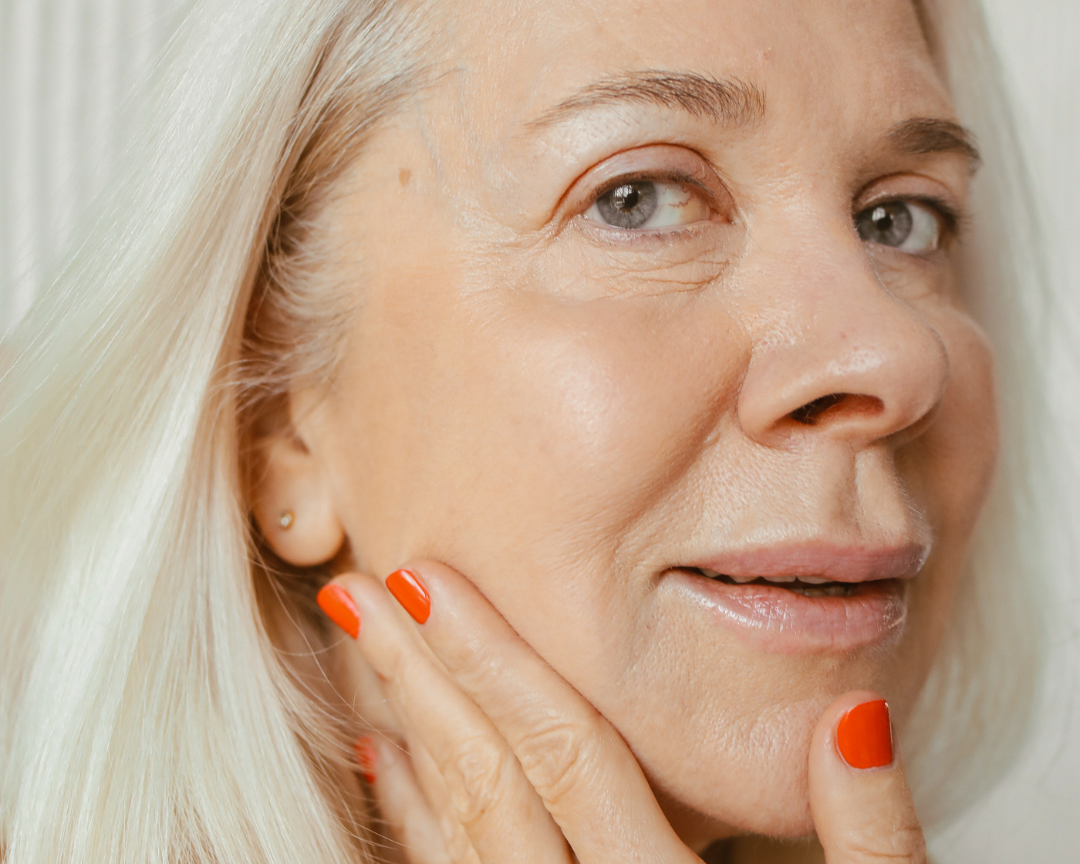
top-left (641, 702), bottom-right (824, 843)
top-left (609, 592), bottom-right (923, 844)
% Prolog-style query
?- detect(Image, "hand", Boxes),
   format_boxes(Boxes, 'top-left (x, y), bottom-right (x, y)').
top-left (318, 562), bottom-right (927, 864)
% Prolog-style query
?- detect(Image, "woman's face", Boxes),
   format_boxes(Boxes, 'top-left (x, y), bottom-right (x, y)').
top-left (264, 0), bottom-right (996, 842)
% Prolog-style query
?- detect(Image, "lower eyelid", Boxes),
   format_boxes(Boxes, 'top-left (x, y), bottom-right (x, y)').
top-left (574, 219), bottom-right (726, 253)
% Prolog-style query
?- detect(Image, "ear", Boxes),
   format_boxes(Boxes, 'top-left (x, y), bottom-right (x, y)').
top-left (250, 429), bottom-right (346, 568)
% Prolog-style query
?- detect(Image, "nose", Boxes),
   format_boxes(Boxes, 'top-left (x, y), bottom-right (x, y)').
top-left (736, 234), bottom-right (950, 449)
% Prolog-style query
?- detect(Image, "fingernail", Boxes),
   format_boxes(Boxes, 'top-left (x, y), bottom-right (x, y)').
top-left (316, 583), bottom-right (361, 639)
top-left (836, 699), bottom-right (893, 769)
top-left (354, 736), bottom-right (377, 784)
top-left (385, 569), bottom-right (431, 624)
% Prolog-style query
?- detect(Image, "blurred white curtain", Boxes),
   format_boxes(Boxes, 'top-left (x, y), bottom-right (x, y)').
top-left (0, 0), bottom-right (188, 333)
top-left (932, 0), bottom-right (1080, 857)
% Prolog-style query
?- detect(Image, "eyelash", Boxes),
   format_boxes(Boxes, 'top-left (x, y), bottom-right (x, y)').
top-left (863, 194), bottom-right (964, 238)
top-left (577, 171), bottom-right (966, 243)
top-left (583, 171), bottom-right (718, 216)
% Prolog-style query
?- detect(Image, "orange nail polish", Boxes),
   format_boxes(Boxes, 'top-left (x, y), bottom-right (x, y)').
top-left (354, 736), bottom-right (377, 784)
top-left (836, 699), bottom-right (893, 769)
top-left (385, 569), bottom-right (430, 624)
top-left (316, 584), bottom-right (361, 639)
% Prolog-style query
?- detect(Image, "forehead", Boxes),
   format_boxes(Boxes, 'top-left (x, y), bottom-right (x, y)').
top-left (438, 0), bottom-right (951, 140)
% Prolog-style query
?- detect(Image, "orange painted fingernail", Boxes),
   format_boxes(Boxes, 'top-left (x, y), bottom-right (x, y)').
top-left (354, 736), bottom-right (377, 784)
top-left (385, 569), bottom-right (430, 624)
top-left (316, 583), bottom-right (360, 639)
top-left (836, 699), bottom-right (893, 769)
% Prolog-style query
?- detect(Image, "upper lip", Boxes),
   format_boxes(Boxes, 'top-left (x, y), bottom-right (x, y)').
top-left (682, 541), bottom-right (930, 583)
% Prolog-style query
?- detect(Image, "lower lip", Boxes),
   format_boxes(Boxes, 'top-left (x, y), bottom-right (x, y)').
top-left (665, 569), bottom-right (908, 654)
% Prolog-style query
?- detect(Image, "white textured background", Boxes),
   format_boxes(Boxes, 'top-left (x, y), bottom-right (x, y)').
top-left (932, 1), bottom-right (1080, 858)
top-left (1, 0), bottom-right (1078, 859)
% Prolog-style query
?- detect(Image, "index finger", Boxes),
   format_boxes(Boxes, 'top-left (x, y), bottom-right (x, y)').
top-left (384, 560), bottom-right (701, 864)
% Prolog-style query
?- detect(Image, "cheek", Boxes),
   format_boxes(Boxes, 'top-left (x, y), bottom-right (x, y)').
top-left (418, 289), bottom-right (750, 653)
top-left (892, 311), bottom-right (999, 701)
top-left (475, 294), bottom-right (744, 527)
top-left (923, 316), bottom-right (999, 537)
top-left (326, 228), bottom-right (748, 654)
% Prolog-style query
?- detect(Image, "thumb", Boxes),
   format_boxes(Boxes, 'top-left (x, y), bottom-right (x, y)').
top-left (808, 691), bottom-right (927, 864)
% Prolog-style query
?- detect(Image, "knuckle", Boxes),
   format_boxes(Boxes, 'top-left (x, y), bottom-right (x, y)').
top-left (514, 714), bottom-right (604, 805)
top-left (437, 735), bottom-right (514, 828)
top-left (438, 814), bottom-right (477, 864)
top-left (843, 820), bottom-right (927, 863)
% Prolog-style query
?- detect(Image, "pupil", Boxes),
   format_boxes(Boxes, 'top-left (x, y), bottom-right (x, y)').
top-left (855, 200), bottom-right (913, 248)
top-left (613, 185), bottom-right (641, 212)
top-left (596, 181), bottom-right (659, 229)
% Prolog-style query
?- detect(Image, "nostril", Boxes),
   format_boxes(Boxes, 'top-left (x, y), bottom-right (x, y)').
top-left (788, 393), bottom-right (884, 426)
top-left (789, 393), bottom-right (846, 425)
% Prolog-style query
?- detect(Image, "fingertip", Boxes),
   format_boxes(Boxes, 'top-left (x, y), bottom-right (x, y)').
top-left (383, 558), bottom-right (474, 625)
top-left (836, 699), bottom-right (893, 770)
top-left (811, 689), bottom-right (890, 766)
top-left (317, 581), bottom-right (361, 639)
top-left (386, 568), bottom-right (432, 624)
top-left (809, 691), bottom-right (926, 864)
top-left (354, 735), bottom-right (379, 784)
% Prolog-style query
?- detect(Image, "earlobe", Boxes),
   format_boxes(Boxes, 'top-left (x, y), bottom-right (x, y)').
top-left (251, 434), bottom-right (346, 567)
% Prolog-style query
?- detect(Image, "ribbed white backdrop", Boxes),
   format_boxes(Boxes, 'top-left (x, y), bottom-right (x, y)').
top-left (0, 0), bottom-right (189, 331)
top-left (1, 0), bottom-right (1078, 859)
top-left (932, 0), bottom-right (1080, 858)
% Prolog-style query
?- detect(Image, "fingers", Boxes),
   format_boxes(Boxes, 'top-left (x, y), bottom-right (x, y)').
top-left (373, 561), bottom-right (698, 864)
top-left (809, 691), bottom-right (927, 864)
top-left (358, 735), bottom-right (454, 864)
top-left (323, 575), bottom-right (573, 864)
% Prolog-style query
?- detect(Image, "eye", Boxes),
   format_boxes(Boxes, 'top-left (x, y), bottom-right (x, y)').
top-left (855, 200), bottom-right (942, 253)
top-left (584, 180), bottom-right (712, 230)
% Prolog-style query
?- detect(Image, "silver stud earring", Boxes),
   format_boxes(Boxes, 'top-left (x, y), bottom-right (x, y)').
top-left (279, 510), bottom-right (294, 530)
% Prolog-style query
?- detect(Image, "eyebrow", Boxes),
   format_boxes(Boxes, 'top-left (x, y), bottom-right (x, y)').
top-left (525, 72), bottom-right (981, 173)
top-left (886, 117), bottom-right (982, 171)
top-left (526, 70), bottom-right (767, 131)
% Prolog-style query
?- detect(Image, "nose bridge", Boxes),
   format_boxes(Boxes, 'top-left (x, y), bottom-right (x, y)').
top-left (736, 225), bottom-right (950, 448)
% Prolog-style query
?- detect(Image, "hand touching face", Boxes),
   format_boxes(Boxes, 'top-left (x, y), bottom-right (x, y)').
top-left (252, 0), bottom-right (996, 842)
top-left (319, 561), bottom-right (928, 863)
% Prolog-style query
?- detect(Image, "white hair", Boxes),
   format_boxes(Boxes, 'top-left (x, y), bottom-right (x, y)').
top-left (0, 0), bottom-right (1063, 860)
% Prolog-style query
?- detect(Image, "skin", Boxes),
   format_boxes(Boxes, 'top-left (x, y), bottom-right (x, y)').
top-left (250, 0), bottom-right (997, 859)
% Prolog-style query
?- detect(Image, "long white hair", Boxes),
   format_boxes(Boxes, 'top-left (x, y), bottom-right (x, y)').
top-left (0, 0), bottom-right (1064, 860)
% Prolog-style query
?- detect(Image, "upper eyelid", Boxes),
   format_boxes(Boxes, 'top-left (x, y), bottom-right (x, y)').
top-left (578, 176), bottom-right (726, 234)
top-left (856, 195), bottom-right (963, 237)
top-left (581, 177), bottom-right (721, 235)
top-left (587, 171), bottom-right (710, 205)
top-left (907, 196), bottom-right (963, 235)
top-left (855, 170), bottom-right (969, 230)
top-left (560, 145), bottom-right (728, 216)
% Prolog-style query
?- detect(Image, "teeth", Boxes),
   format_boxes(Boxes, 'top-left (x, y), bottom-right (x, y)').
top-left (693, 569), bottom-right (758, 584)
top-left (697, 569), bottom-right (756, 584)
top-left (690, 569), bottom-right (843, 589)
top-left (787, 583), bottom-right (856, 597)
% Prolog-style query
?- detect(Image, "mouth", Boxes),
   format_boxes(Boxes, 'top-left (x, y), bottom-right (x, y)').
top-left (662, 543), bottom-right (924, 653)
top-left (682, 566), bottom-right (861, 598)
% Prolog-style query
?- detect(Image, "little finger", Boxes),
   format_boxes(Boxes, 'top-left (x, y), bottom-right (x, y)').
top-left (357, 735), bottom-right (453, 864)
